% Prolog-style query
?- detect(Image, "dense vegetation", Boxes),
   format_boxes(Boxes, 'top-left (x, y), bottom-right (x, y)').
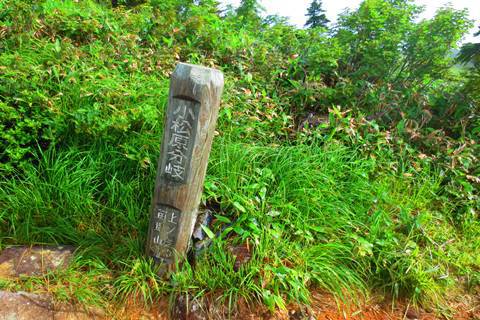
top-left (0, 0), bottom-right (478, 316)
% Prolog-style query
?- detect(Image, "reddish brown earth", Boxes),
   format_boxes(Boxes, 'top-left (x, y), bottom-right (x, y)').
top-left (115, 291), bottom-right (480, 320)
top-left (1, 289), bottom-right (477, 319)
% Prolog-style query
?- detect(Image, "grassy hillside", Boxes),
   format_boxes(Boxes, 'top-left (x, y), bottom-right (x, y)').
top-left (0, 0), bottom-right (478, 316)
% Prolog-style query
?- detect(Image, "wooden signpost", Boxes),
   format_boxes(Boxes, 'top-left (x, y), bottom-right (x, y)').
top-left (146, 63), bottom-right (224, 273)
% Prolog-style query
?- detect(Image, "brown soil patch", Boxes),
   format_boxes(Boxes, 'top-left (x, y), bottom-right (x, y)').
top-left (111, 290), bottom-right (480, 320)
top-left (3, 289), bottom-right (477, 319)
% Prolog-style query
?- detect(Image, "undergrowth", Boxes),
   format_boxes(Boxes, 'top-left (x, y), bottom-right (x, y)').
top-left (1, 139), bottom-right (478, 312)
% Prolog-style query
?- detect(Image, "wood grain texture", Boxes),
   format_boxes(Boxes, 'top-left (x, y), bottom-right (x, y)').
top-left (146, 63), bottom-right (224, 273)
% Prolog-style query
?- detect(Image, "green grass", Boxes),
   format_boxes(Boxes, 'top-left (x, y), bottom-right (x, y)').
top-left (2, 137), bottom-right (477, 312)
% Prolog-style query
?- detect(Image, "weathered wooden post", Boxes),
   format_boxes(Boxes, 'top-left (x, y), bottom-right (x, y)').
top-left (146, 63), bottom-right (224, 273)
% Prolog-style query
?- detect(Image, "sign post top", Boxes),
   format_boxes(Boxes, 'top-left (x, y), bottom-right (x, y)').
top-left (171, 63), bottom-right (224, 97)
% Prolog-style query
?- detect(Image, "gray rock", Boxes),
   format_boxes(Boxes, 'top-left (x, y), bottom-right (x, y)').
top-left (0, 245), bottom-right (75, 279)
top-left (0, 291), bottom-right (104, 320)
top-left (0, 291), bottom-right (53, 320)
top-left (0, 247), bottom-right (103, 320)
top-left (192, 209), bottom-right (213, 242)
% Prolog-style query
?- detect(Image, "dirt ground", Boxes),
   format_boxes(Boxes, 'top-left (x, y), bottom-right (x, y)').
top-left (116, 290), bottom-right (480, 320)
top-left (1, 246), bottom-right (478, 320)
top-left (1, 289), bottom-right (477, 319)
